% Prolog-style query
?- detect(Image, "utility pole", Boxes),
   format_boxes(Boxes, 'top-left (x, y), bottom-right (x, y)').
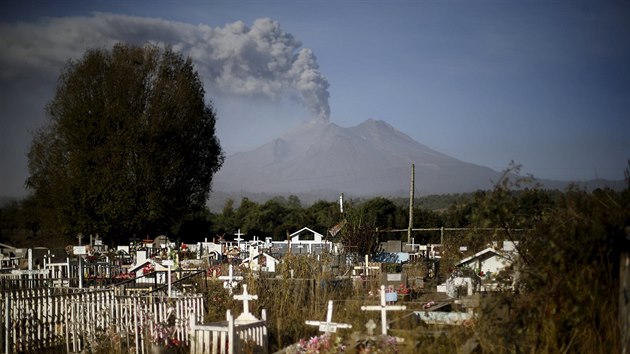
top-left (339, 193), bottom-right (344, 214)
top-left (408, 163), bottom-right (415, 244)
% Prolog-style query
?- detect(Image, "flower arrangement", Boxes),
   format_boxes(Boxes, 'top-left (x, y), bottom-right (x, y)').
top-left (354, 335), bottom-right (399, 353)
top-left (143, 263), bottom-right (155, 274)
top-left (152, 321), bottom-right (179, 347)
top-left (113, 271), bottom-right (135, 280)
top-left (396, 283), bottom-right (411, 295)
top-left (286, 333), bottom-right (399, 354)
top-left (150, 308), bottom-right (186, 352)
top-left (286, 333), bottom-right (342, 354)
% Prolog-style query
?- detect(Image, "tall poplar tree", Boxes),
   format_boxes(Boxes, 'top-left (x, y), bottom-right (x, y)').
top-left (27, 44), bottom-right (223, 243)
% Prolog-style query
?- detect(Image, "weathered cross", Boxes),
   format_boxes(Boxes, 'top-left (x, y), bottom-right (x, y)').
top-left (233, 284), bottom-right (258, 323)
top-left (365, 319), bottom-right (377, 336)
top-left (354, 254), bottom-right (380, 277)
top-left (361, 285), bottom-right (406, 335)
top-left (218, 264), bottom-right (244, 294)
top-left (305, 300), bottom-right (352, 333)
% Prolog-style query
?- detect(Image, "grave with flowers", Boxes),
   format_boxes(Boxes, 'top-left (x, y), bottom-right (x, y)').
top-left (281, 284), bottom-right (407, 353)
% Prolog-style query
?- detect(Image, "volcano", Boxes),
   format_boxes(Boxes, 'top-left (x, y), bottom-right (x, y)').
top-left (213, 119), bottom-right (510, 197)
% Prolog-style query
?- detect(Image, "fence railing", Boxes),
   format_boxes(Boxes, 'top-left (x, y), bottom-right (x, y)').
top-left (189, 309), bottom-right (268, 354)
top-left (1, 288), bottom-right (113, 353)
top-left (67, 292), bottom-right (204, 353)
top-left (1, 287), bottom-right (205, 353)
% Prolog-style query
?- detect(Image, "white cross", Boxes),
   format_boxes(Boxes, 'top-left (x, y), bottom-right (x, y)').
top-left (233, 284), bottom-right (258, 322)
top-left (305, 300), bottom-right (352, 333)
top-left (234, 229), bottom-right (245, 247)
top-left (218, 264), bottom-right (243, 294)
top-left (354, 254), bottom-right (380, 276)
top-left (361, 285), bottom-right (406, 335)
top-left (365, 319), bottom-right (377, 336)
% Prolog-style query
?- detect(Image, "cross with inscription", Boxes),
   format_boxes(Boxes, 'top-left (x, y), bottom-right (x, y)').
top-left (305, 300), bottom-right (352, 333)
top-left (361, 285), bottom-right (406, 335)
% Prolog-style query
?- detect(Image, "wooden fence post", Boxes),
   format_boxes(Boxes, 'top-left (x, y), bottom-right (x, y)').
top-left (227, 310), bottom-right (234, 354)
top-left (4, 295), bottom-right (9, 354)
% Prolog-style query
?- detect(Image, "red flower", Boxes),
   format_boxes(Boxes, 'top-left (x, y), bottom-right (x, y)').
top-left (143, 264), bottom-right (155, 274)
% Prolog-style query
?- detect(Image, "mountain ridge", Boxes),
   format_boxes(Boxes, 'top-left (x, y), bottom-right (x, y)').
top-left (212, 118), bottom-right (626, 202)
top-left (214, 119), bottom-right (505, 196)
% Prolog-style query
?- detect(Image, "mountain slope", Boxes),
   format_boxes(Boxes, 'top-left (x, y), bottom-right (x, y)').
top-left (213, 119), bottom-right (506, 196)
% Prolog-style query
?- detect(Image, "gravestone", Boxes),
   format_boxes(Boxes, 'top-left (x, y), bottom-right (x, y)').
top-left (365, 319), bottom-right (377, 336)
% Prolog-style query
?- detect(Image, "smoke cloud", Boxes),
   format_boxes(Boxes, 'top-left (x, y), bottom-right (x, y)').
top-left (0, 14), bottom-right (331, 121)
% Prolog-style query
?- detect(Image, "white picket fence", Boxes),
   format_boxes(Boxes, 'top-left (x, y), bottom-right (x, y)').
top-left (189, 309), bottom-right (268, 354)
top-left (68, 292), bottom-right (204, 353)
top-left (1, 288), bottom-right (109, 353)
top-left (1, 287), bottom-right (204, 353)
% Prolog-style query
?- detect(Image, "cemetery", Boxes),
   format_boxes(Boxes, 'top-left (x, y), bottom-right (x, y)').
top-left (0, 7), bottom-right (625, 353)
top-left (0, 225), bottom-right (525, 353)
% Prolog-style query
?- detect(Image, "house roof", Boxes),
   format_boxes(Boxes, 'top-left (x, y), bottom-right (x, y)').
top-left (129, 259), bottom-right (169, 273)
top-left (289, 227), bottom-right (323, 238)
top-left (456, 247), bottom-right (509, 266)
top-left (242, 252), bottom-right (279, 264)
top-left (0, 242), bottom-right (16, 250)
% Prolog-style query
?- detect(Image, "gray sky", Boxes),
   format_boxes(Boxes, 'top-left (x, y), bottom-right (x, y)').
top-left (0, 1), bottom-right (628, 198)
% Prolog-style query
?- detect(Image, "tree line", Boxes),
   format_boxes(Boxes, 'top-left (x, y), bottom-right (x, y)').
top-left (0, 176), bottom-right (586, 250)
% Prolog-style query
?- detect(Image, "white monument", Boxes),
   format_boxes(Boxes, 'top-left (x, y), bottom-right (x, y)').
top-left (233, 284), bottom-right (259, 324)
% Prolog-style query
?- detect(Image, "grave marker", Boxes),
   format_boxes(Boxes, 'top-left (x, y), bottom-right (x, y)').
top-left (234, 229), bottom-right (245, 248)
top-left (361, 285), bottom-right (406, 335)
top-left (365, 319), bottom-right (377, 336)
top-left (218, 264), bottom-right (243, 294)
top-left (353, 254), bottom-right (380, 277)
top-left (234, 284), bottom-right (258, 323)
top-left (305, 300), bottom-right (352, 333)
top-left (163, 259), bottom-right (174, 297)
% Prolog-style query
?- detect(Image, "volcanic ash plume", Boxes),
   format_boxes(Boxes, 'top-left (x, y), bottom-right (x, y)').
top-left (0, 15), bottom-right (331, 121)
top-left (290, 47), bottom-right (330, 121)
top-left (199, 18), bottom-right (331, 121)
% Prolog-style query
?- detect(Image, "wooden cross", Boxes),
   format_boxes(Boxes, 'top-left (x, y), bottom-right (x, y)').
top-left (218, 264), bottom-right (243, 294)
top-left (305, 300), bottom-right (352, 333)
top-left (233, 284), bottom-right (259, 323)
top-left (76, 233), bottom-right (84, 246)
top-left (361, 285), bottom-right (406, 335)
